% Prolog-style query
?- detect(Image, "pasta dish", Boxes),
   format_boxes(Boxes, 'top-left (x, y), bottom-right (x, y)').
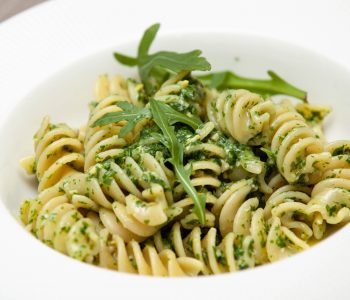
top-left (19, 24), bottom-right (349, 276)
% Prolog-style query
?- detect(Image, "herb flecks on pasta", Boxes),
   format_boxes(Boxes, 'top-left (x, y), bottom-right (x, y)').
top-left (19, 23), bottom-right (350, 277)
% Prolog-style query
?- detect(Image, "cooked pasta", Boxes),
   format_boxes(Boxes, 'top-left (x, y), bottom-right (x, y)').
top-left (18, 25), bottom-right (350, 276)
top-left (20, 116), bottom-right (84, 192)
top-left (84, 75), bottom-right (146, 171)
top-left (305, 141), bottom-right (350, 238)
top-left (20, 184), bottom-right (99, 262)
top-left (98, 228), bottom-right (203, 276)
top-left (207, 89), bottom-right (331, 184)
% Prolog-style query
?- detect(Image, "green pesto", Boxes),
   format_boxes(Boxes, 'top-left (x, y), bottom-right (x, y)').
top-left (290, 155), bottom-right (306, 172)
top-left (183, 76), bottom-right (205, 102)
top-left (332, 144), bottom-right (350, 156)
top-left (233, 235), bottom-right (244, 260)
top-left (185, 238), bottom-right (194, 253)
top-left (79, 221), bottom-right (89, 235)
top-left (213, 246), bottom-right (227, 266)
top-left (102, 168), bottom-right (117, 186)
top-left (48, 124), bottom-right (58, 131)
top-left (141, 172), bottom-right (170, 190)
top-left (176, 126), bottom-right (195, 144)
top-left (129, 257), bottom-right (138, 270)
top-left (295, 173), bottom-right (307, 186)
top-left (202, 249), bottom-right (209, 265)
top-left (135, 200), bottom-right (146, 208)
top-left (326, 204), bottom-right (338, 217)
top-left (215, 132), bottom-right (263, 170)
top-left (247, 240), bottom-right (254, 258)
top-left (183, 218), bottom-right (201, 227)
top-left (89, 101), bottom-right (98, 110)
top-left (275, 234), bottom-right (288, 248)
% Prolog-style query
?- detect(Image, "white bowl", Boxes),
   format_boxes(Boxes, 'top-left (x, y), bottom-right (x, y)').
top-left (2, 31), bottom-right (350, 300)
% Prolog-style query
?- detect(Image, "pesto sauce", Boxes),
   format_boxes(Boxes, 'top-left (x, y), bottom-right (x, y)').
top-left (213, 132), bottom-right (237, 165)
top-left (326, 204), bottom-right (338, 217)
top-left (141, 172), bottom-right (170, 190)
top-left (123, 126), bottom-right (170, 159)
top-left (275, 235), bottom-right (288, 248)
top-left (213, 246), bottom-right (227, 266)
top-left (332, 144), bottom-right (350, 156)
top-left (176, 126), bottom-right (195, 144)
top-left (214, 132), bottom-right (264, 173)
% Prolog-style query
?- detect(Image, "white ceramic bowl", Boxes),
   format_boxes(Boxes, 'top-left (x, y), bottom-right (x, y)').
top-left (1, 30), bottom-right (350, 299)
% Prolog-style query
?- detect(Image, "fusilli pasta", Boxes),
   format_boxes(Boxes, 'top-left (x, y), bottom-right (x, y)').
top-left (19, 69), bottom-right (350, 277)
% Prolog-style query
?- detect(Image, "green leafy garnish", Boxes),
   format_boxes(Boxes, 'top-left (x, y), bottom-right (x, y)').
top-left (93, 100), bottom-right (202, 136)
top-left (152, 100), bottom-right (202, 130)
top-left (113, 53), bottom-right (137, 66)
top-left (198, 70), bottom-right (307, 102)
top-left (92, 101), bottom-right (152, 137)
top-left (114, 23), bottom-right (211, 94)
top-left (150, 99), bottom-right (206, 224)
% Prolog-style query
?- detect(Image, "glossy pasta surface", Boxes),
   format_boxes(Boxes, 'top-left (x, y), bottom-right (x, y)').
top-left (19, 70), bottom-right (350, 277)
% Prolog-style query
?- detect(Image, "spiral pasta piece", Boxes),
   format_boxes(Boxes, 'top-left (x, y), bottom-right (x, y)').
top-left (173, 123), bottom-right (225, 199)
top-left (86, 152), bottom-right (180, 238)
top-left (171, 192), bottom-right (217, 229)
top-left (264, 185), bottom-right (314, 241)
top-left (305, 141), bottom-right (350, 237)
top-left (85, 76), bottom-right (130, 171)
top-left (263, 173), bottom-right (287, 198)
top-left (207, 89), bottom-right (275, 145)
top-left (89, 152), bottom-right (174, 205)
top-left (207, 89), bottom-right (330, 184)
top-left (20, 184), bottom-right (99, 262)
top-left (153, 71), bottom-right (207, 118)
top-left (211, 179), bottom-right (257, 235)
top-left (270, 102), bottom-right (329, 184)
top-left (85, 75), bottom-right (148, 172)
top-left (174, 121), bottom-right (264, 205)
top-left (183, 109), bottom-right (265, 177)
top-left (154, 223), bottom-right (234, 275)
top-left (156, 193), bottom-right (314, 270)
top-left (97, 228), bottom-right (203, 276)
top-left (212, 179), bottom-right (270, 266)
top-left (154, 216), bottom-right (269, 275)
top-left (20, 116), bottom-right (84, 192)
top-left (266, 216), bottom-right (309, 262)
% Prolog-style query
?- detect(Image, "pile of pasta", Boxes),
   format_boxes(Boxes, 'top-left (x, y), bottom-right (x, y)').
top-left (20, 71), bottom-right (350, 276)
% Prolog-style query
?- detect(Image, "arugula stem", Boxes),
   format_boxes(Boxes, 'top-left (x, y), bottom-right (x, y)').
top-left (150, 99), bottom-right (205, 225)
top-left (198, 70), bottom-right (307, 102)
top-left (173, 164), bottom-right (206, 225)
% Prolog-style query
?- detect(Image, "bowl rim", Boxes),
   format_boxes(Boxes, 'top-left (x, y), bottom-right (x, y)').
top-left (2, 29), bottom-right (350, 275)
top-left (1, 1), bottom-right (350, 299)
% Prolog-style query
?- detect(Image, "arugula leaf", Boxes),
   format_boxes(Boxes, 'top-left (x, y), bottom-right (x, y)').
top-left (150, 132), bottom-right (170, 148)
top-left (140, 50), bottom-right (210, 93)
top-left (152, 100), bottom-right (202, 130)
top-left (138, 23), bottom-right (160, 59)
top-left (92, 101), bottom-right (152, 137)
top-left (93, 99), bottom-right (202, 137)
top-left (150, 99), bottom-right (206, 224)
top-left (113, 53), bottom-right (137, 66)
top-left (198, 70), bottom-right (307, 102)
top-left (114, 23), bottom-right (211, 94)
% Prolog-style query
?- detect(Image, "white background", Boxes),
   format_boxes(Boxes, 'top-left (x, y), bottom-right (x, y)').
top-left (1, 0), bottom-right (350, 299)
top-left (1, 0), bottom-right (350, 125)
